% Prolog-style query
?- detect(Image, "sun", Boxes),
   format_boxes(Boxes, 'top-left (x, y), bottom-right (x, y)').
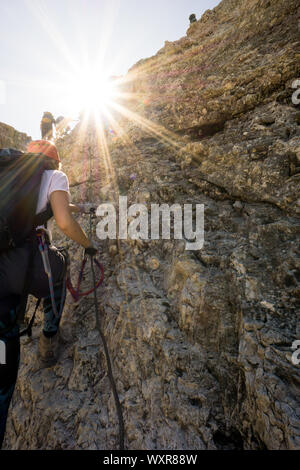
top-left (64, 69), bottom-right (118, 118)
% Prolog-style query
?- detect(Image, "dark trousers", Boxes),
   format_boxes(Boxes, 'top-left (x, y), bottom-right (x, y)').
top-left (0, 241), bottom-right (66, 448)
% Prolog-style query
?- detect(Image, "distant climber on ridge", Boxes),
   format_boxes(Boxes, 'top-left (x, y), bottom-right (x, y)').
top-left (189, 14), bottom-right (197, 24)
top-left (40, 111), bottom-right (56, 140)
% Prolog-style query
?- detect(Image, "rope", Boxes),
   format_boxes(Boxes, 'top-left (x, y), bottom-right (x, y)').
top-left (89, 242), bottom-right (125, 450)
top-left (87, 136), bottom-right (125, 450)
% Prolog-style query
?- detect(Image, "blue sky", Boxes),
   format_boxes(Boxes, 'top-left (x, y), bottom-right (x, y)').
top-left (0, 0), bottom-right (220, 139)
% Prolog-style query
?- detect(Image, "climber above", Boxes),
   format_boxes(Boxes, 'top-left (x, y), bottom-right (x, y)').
top-left (0, 140), bottom-right (97, 449)
top-left (189, 14), bottom-right (197, 24)
top-left (40, 111), bottom-right (56, 140)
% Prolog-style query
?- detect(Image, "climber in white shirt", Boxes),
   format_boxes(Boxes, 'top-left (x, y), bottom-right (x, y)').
top-left (0, 140), bottom-right (97, 448)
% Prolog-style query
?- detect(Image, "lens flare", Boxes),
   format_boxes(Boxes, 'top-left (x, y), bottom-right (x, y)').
top-left (65, 71), bottom-right (118, 117)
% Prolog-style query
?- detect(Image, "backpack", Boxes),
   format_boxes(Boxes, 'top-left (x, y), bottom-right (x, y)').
top-left (42, 112), bottom-right (54, 124)
top-left (0, 148), bottom-right (52, 254)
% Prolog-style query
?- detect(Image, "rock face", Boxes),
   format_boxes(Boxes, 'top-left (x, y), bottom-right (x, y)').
top-left (3, 0), bottom-right (300, 450)
top-left (0, 122), bottom-right (31, 150)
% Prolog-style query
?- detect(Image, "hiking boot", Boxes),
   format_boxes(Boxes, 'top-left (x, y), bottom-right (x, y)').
top-left (38, 331), bottom-right (60, 367)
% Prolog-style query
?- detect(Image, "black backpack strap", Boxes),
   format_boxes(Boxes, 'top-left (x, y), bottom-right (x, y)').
top-left (19, 298), bottom-right (41, 338)
top-left (33, 203), bottom-right (53, 228)
top-left (16, 238), bottom-right (37, 325)
top-left (1, 297), bottom-right (41, 340)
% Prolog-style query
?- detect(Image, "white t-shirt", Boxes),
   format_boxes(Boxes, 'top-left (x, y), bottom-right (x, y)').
top-left (36, 170), bottom-right (70, 238)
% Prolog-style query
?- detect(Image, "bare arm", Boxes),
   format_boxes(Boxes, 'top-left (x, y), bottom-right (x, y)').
top-left (50, 191), bottom-right (93, 249)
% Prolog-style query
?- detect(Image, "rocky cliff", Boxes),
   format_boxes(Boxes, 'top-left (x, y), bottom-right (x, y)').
top-left (0, 122), bottom-right (31, 150)
top-left (3, 0), bottom-right (300, 450)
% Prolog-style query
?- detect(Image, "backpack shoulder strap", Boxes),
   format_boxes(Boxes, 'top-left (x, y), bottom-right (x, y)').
top-left (33, 203), bottom-right (53, 227)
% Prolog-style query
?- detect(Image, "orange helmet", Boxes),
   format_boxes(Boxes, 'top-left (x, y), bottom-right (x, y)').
top-left (27, 140), bottom-right (60, 162)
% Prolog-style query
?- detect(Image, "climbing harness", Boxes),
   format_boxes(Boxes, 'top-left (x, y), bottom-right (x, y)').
top-left (14, 230), bottom-right (67, 339)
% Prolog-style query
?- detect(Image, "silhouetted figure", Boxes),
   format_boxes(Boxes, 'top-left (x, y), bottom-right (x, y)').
top-left (40, 112), bottom-right (56, 140)
top-left (189, 14), bottom-right (197, 24)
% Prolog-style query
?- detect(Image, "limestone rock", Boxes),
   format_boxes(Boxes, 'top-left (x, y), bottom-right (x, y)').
top-left (3, 0), bottom-right (300, 451)
top-left (0, 122), bottom-right (31, 150)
